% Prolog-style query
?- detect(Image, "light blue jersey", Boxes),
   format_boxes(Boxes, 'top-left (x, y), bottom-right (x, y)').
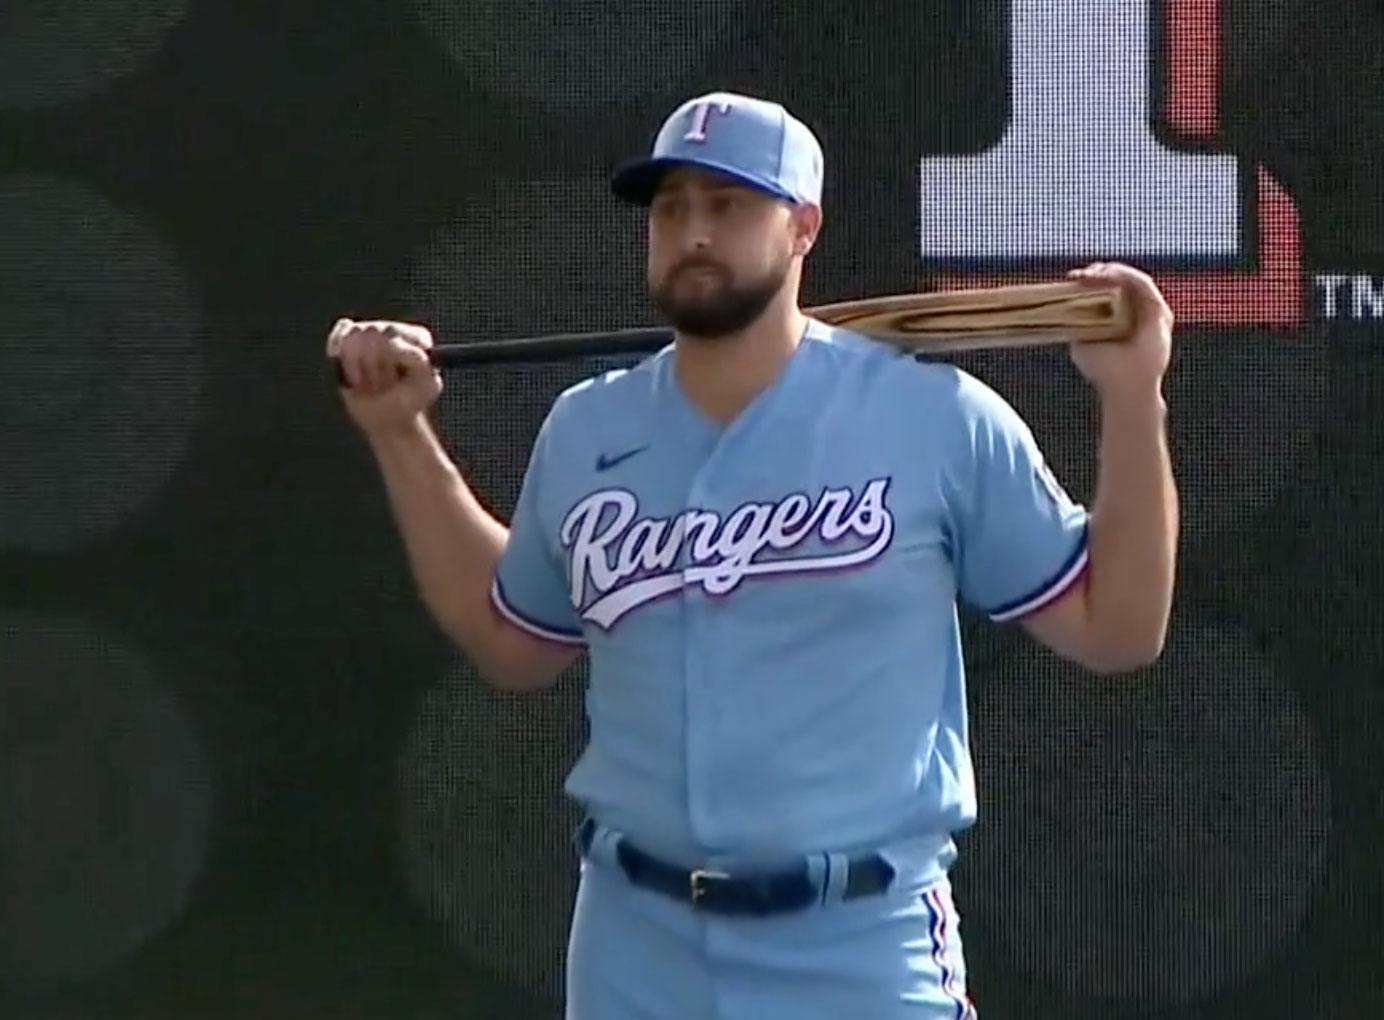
top-left (491, 319), bottom-right (1089, 887)
top-left (483, 85), bottom-right (1087, 1020)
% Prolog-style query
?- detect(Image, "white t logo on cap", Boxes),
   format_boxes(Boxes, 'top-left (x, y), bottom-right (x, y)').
top-left (683, 100), bottom-right (732, 143)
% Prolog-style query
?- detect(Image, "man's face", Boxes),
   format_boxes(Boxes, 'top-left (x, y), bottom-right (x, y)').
top-left (646, 166), bottom-right (812, 339)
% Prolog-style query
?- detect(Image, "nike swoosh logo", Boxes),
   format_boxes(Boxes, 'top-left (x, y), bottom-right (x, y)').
top-left (595, 446), bottom-right (648, 471)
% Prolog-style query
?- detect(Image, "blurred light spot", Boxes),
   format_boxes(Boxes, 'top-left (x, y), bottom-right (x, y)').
top-left (0, 173), bottom-right (204, 553)
top-left (401, 176), bottom-right (649, 345)
top-left (958, 620), bottom-right (1331, 1002)
top-left (0, 0), bottom-right (187, 109)
top-left (0, 612), bottom-right (212, 995)
top-left (412, 0), bottom-right (745, 113)
top-left (396, 661), bottom-right (587, 1002)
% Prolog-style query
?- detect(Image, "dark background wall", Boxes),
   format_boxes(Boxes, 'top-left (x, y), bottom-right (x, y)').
top-left (2, 1), bottom-right (1381, 1018)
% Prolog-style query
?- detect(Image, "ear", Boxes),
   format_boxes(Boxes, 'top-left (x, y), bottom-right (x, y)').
top-left (790, 202), bottom-right (823, 258)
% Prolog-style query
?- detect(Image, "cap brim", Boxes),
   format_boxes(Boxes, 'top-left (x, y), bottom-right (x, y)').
top-left (610, 156), bottom-right (796, 206)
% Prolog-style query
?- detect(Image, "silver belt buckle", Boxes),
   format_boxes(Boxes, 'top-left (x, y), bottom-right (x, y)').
top-left (689, 868), bottom-right (729, 905)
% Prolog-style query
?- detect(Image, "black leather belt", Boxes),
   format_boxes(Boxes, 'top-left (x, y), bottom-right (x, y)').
top-left (577, 819), bottom-right (895, 917)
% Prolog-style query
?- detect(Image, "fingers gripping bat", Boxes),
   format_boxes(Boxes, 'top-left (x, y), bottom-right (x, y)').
top-left (329, 280), bottom-right (1129, 383)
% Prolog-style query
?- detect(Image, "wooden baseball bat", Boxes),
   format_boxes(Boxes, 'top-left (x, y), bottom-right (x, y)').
top-left (329, 280), bottom-right (1129, 383)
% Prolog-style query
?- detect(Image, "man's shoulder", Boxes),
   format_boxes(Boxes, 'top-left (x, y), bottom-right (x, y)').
top-left (546, 347), bottom-right (668, 422)
top-left (805, 320), bottom-right (1002, 409)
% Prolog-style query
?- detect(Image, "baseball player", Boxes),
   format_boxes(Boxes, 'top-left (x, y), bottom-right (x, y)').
top-left (330, 91), bottom-right (1178, 1019)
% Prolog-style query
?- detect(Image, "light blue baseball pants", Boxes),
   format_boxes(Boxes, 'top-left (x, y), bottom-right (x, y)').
top-left (564, 824), bottom-right (979, 1020)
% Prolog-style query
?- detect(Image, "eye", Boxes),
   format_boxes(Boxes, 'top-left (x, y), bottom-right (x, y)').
top-left (710, 192), bottom-right (741, 216)
top-left (651, 194), bottom-right (684, 220)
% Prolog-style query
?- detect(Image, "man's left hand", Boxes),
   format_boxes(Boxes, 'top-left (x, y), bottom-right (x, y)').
top-left (1067, 262), bottom-right (1174, 402)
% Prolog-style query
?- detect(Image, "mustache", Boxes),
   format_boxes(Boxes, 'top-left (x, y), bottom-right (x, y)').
top-left (669, 257), bottom-right (728, 277)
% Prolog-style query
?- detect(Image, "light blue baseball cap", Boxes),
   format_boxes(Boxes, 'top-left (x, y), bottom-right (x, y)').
top-left (611, 91), bottom-right (824, 207)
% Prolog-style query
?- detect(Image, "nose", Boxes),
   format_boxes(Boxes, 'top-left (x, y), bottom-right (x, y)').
top-left (667, 203), bottom-right (717, 249)
top-left (665, 237), bottom-right (713, 275)
top-left (678, 219), bottom-right (714, 253)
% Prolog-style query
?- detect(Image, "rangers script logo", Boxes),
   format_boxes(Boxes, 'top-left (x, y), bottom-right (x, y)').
top-left (561, 481), bottom-right (895, 629)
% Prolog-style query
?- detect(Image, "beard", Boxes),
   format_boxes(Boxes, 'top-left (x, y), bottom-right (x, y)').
top-left (650, 255), bottom-right (790, 340)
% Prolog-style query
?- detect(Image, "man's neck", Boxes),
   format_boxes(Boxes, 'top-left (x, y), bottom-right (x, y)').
top-left (673, 298), bottom-right (808, 426)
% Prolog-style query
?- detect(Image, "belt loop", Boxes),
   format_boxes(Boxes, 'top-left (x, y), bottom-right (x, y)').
top-left (819, 852), bottom-right (851, 905)
top-left (575, 818), bottom-right (623, 869)
top-left (573, 818), bottom-right (594, 857)
top-left (805, 852), bottom-right (828, 904)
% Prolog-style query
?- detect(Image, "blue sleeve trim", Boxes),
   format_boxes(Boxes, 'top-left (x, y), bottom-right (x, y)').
top-left (987, 526), bottom-right (1090, 623)
top-left (490, 577), bottom-right (586, 645)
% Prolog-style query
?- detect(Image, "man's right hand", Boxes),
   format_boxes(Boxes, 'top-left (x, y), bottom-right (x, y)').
top-left (325, 315), bottom-right (579, 692)
top-left (328, 318), bottom-right (442, 435)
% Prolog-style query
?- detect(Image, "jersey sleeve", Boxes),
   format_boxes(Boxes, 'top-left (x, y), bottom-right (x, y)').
top-left (942, 372), bottom-right (1091, 623)
top-left (490, 406), bottom-right (586, 646)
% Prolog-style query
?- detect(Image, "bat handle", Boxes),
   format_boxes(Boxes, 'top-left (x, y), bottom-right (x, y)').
top-left (328, 350), bottom-right (439, 389)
